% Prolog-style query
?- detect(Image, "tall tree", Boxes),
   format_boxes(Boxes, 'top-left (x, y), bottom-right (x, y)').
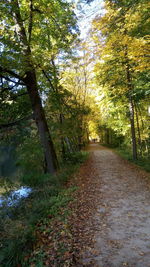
top-left (0, 0), bottom-right (78, 173)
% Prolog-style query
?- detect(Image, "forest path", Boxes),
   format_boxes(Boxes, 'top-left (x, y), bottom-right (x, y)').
top-left (79, 144), bottom-right (150, 267)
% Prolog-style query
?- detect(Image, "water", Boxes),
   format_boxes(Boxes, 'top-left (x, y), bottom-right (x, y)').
top-left (0, 186), bottom-right (32, 207)
top-left (0, 145), bottom-right (17, 177)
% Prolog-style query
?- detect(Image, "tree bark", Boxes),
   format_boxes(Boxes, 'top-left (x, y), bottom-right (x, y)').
top-left (13, 0), bottom-right (58, 174)
top-left (24, 70), bottom-right (58, 174)
top-left (125, 63), bottom-right (137, 160)
top-left (59, 113), bottom-right (66, 159)
top-left (128, 95), bottom-right (137, 160)
top-left (106, 128), bottom-right (110, 145)
top-left (135, 103), bottom-right (142, 155)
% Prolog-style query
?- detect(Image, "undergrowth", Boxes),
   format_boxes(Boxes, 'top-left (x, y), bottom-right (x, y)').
top-left (0, 151), bottom-right (88, 267)
top-left (100, 143), bottom-right (150, 173)
top-left (114, 148), bottom-right (150, 173)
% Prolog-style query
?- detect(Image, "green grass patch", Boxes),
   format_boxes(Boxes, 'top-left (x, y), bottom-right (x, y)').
top-left (0, 151), bottom-right (88, 267)
top-left (100, 144), bottom-right (150, 173)
top-left (115, 148), bottom-right (150, 173)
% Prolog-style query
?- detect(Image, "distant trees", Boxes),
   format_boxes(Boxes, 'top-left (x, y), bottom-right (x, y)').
top-left (60, 42), bottom-right (95, 149)
top-left (92, 0), bottom-right (150, 159)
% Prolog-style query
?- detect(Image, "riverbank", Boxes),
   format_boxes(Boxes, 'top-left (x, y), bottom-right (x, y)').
top-left (0, 151), bottom-right (88, 267)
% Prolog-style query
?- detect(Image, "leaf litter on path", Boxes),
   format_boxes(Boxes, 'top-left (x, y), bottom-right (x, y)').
top-left (28, 144), bottom-right (150, 267)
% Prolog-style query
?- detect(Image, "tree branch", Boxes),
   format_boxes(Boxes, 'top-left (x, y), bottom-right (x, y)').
top-left (0, 114), bottom-right (34, 130)
top-left (0, 83), bottom-right (26, 95)
top-left (42, 69), bottom-right (55, 92)
top-left (10, 92), bottom-right (29, 99)
top-left (28, 0), bottom-right (33, 43)
top-left (0, 67), bottom-right (26, 83)
top-left (13, 0), bottom-right (28, 47)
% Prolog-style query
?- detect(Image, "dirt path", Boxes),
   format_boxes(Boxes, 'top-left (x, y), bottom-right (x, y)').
top-left (79, 144), bottom-right (150, 267)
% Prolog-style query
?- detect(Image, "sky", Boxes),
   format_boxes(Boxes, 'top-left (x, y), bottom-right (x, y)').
top-left (74, 0), bottom-right (105, 39)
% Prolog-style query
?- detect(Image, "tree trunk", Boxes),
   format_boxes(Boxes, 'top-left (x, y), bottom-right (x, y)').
top-left (25, 70), bottom-right (58, 174)
top-left (59, 113), bottom-right (66, 159)
top-left (106, 128), bottom-right (110, 145)
top-left (135, 103), bottom-right (142, 155)
top-left (78, 124), bottom-right (83, 150)
top-left (65, 137), bottom-right (73, 153)
top-left (128, 95), bottom-right (137, 160)
top-left (125, 52), bottom-right (138, 160)
top-left (86, 128), bottom-right (89, 143)
top-left (13, 0), bottom-right (58, 173)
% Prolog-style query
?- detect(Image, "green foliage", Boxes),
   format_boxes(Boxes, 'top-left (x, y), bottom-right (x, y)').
top-left (0, 224), bottom-right (35, 267)
top-left (17, 132), bottom-right (44, 176)
top-left (115, 147), bottom-right (150, 173)
top-left (92, 0), bottom-right (150, 159)
top-left (0, 0), bottom-right (81, 174)
top-left (0, 151), bottom-right (87, 267)
top-left (63, 151), bottom-right (89, 165)
top-left (0, 0), bottom-right (78, 69)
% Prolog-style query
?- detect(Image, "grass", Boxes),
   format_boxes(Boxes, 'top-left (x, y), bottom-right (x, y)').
top-left (114, 147), bottom-right (150, 173)
top-left (99, 143), bottom-right (150, 173)
top-left (0, 151), bottom-right (88, 267)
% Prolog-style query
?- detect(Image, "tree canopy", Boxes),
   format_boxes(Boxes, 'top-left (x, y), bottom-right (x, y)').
top-left (0, 0), bottom-right (149, 176)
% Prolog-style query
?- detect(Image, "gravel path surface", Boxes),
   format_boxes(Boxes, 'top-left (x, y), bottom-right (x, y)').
top-left (81, 144), bottom-right (150, 267)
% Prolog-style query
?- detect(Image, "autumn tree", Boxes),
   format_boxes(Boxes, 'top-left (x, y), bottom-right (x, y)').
top-left (92, 0), bottom-right (150, 159)
top-left (60, 42), bottom-right (95, 148)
